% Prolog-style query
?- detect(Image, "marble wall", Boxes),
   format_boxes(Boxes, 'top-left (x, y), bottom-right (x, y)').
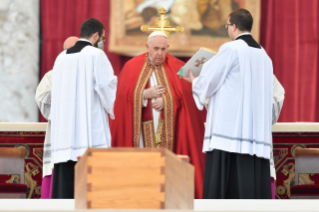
top-left (0, 0), bottom-right (39, 122)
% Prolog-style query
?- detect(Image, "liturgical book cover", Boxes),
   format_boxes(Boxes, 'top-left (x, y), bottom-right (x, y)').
top-left (178, 48), bottom-right (216, 77)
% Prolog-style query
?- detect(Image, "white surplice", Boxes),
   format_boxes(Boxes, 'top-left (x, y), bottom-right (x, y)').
top-left (51, 41), bottom-right (117, 164)
top-left (204, 74), bottom-right (285, 179)
top-left (35, 70), bottom-right (53, 177)
top-left (272, 75), bottom-right (285, 125)
top-left (193, 35), bottom-right (273, 159)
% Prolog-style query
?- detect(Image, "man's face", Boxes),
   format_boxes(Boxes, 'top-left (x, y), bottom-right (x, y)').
top-left (146, 36), bottom-right (169, 65)
top-left (227, 17), bottom-right (235, 40)
top-left (93, 29), bottom-right (105, 47)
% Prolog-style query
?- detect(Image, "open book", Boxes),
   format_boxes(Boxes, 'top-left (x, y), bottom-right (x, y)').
top-left (178, 47), bottom-right (217, 77)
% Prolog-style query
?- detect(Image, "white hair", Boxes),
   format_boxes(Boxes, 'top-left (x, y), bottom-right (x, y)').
top-left (147, 31), bottom-right (168, 45)
top-left (148, 36), bottom-right (169, 45)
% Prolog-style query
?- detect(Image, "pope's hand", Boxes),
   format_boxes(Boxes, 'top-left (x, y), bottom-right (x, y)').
top-left (183, 68), bottom-right (196, 83)
top-left (152, 97), bottom-right (164, 111)
top-left (144, 86), bottom-right (166, 100)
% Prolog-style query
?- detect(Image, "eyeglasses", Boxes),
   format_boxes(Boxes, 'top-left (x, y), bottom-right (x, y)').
top-left (224, 24), bottom-right (234, 30)
top-left (100, 35), bottom-right (106, 43)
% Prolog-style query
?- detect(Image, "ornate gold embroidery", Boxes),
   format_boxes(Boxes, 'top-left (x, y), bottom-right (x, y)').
top-left (25, 163), bottom-right (39, 198)
top-left (133, 55), bottom-right (174, 151)
top-left (0, 131), bottom-right (45, 137)
top-left (6, 163), bottom-right (40, 199)
top-left (33, 148), bottom-right (43, 162)
top-left (133, 57), bottom-right (153, 147)
top-left (280, 162), bottom-right (315, 198)
top-left (142, 120), bottom-right (156, 147)
top-left (154, 65), bottom-right (174, 151)
top-left (156, 120), bottom-right (164, 145)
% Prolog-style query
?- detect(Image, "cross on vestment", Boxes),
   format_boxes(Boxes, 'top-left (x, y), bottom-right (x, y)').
top-left (140, 7), bottom-right (184, 36)
top-left (195, 57), bottom-right (206, 67)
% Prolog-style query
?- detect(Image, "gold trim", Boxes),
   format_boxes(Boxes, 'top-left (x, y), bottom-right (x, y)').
top-left (0, 131), bottom-right (45, 137)
top-left (0, 134), bottom-right (45, 137)
top-left (25, 162), bottom-right (40, 199)
top-left (156, 120), bottom-right (164, 146)
top-left (132, 55), bottom-right (174, 151)
top-left (133, 57), bottom-right (153, 147)
top-left (33, 148), bottom-right (44, 163)
top-left (142, 120), bottom-right (156, 147)
top-left (154, 65), bottom-right (174, 151)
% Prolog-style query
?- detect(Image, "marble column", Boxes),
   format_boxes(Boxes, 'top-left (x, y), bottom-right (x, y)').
top-left (0, 0), bottom-right (39, 122)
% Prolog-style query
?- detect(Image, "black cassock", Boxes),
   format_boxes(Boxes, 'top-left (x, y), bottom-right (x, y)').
top-left (202, 149), bottom-right (272, 199)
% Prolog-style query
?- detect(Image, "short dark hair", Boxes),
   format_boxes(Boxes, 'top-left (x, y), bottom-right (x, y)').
top-left (80, 18), bottom-right (105, 38)
top-left (229, 9), bottom-right (253, 32)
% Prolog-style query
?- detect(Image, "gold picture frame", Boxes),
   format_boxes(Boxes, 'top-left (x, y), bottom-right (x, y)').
top-left (109, 0), bottom-right (261, 57)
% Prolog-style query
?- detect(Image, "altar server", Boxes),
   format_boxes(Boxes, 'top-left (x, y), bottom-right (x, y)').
top-left (50, 18), bottom-right (117, 199)
top-left (185, 9), bottom-right (273, 199)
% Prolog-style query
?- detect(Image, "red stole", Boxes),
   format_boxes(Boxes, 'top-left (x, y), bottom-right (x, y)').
top-left (134, 55), bottom-right (174, 151)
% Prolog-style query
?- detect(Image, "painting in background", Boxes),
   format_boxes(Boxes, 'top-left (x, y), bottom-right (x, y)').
top-left (109, 0), bottom-right (260, 56)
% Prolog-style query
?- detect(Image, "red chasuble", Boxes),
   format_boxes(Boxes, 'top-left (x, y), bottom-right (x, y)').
top-left (110, 53), bottom-right (205, 198)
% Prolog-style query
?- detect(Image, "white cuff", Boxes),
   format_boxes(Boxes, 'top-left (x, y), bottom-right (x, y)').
top-left (192, 78), bottom-right (204, 110)
top-left (142, 90), bottom-right (148, 107)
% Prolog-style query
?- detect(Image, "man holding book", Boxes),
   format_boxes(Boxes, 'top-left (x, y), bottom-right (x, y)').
top-left (110, 30), bottom-right (205, 199)
top-left (184, 8), bottom-right (274, 199)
